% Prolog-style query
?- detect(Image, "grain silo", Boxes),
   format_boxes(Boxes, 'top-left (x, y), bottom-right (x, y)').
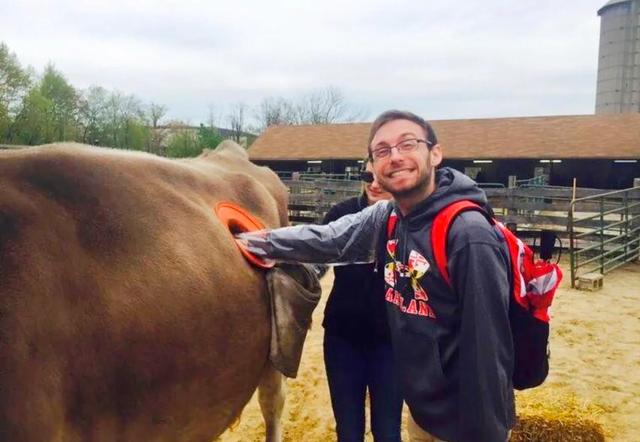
top-left (595, 0), bottom-right (640, 113)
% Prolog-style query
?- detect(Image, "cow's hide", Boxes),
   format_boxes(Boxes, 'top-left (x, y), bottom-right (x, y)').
top-left (0, 141), bottom-right (290, 441)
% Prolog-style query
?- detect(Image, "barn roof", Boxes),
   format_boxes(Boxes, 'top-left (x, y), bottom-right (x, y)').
top-left (248, 113), bottom-right (640, 161)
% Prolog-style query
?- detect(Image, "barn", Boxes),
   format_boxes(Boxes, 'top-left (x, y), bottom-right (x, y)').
top-left (249, 113), bottom-right (640, 189)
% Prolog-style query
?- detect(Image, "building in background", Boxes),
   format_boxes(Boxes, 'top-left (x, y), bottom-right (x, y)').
top-left (151, 123), bottom-right (257, 149)
top-left (248, 114), bottom-right (640, 189)
top-left (595, 0), bottom-right (640, 113)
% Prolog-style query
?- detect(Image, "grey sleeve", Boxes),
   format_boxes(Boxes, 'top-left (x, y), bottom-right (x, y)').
top-left (235, 200), bottom-right (391, 264)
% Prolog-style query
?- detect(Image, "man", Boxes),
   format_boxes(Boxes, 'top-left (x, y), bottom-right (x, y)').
top-left (238, 110), bottom-right (515, 442)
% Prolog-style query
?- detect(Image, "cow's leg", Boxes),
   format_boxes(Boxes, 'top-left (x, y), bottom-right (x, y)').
top-left (258, 364), bottom-right (285, 442)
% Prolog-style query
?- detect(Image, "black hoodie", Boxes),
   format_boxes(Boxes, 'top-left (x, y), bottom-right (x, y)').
top-left (377, 167), bottom-right (515, 442)
top-left (321, 194), bottom-right (391, 344)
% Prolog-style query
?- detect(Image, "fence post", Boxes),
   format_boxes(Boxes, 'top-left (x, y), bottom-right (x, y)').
top-left (624, 191), bottom-right (629, 261)
top-left (569, 200), bottom-right (576, 288)
top-left (600, 197), bottom-right (605, 274)
top-left (634, 186), bottom-right (640, 262)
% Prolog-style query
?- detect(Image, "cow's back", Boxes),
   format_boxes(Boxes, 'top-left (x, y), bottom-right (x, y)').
top-left (0, 142), bottom-right (287, 441)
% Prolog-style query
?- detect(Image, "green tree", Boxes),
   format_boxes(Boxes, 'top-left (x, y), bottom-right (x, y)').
top-left (123, 120), bottom-right (150, 151)
top-left (39, 64), bottom-right (78, 141)
top-left (0, 104), bottom-right (10, 142)
top-left (100, 91), bottom-right (150, 149)
top-left (147, 102), bottom-right (168, 154)
top-left (0, 43), bottom-right (31, 111)
top-left (197, 123), bottom-right (223, 149)
top-left (78, 85), bottom-right (108, 145)
top-left (11, 87), bottom-right (55, 145)
top-left (0, 44), bottom-right (161, 150)
top-left (166, 129), bottom-right (202, 158)
top-left (0, 42), bottom-right (31, 141)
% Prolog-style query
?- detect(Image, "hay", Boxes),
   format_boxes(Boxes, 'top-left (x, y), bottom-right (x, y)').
top-left (511, 389), bottom-right (607, 441)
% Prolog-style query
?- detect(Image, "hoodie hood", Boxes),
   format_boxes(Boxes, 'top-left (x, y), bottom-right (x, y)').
top-left (393, 167), bottom-right (488, 230)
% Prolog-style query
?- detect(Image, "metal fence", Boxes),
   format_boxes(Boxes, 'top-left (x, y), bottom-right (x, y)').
top-left (484, 185), bottom-right (607, 231)
top-left (568, 187), bottom-right (640, 287)
top-left (281, 174), bottom-right (640, 283)
top-left (283, 177), bottom-right (587, 228)
top-left (276, 171), bottom-right (362, 182)
top-left (515, 175), bottom-right (548, 187)
top-left (284, 178), bottom-right (362, 223)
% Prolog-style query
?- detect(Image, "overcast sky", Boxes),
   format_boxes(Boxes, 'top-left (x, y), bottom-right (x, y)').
top-left (3, 0), bottom-right (608, 126)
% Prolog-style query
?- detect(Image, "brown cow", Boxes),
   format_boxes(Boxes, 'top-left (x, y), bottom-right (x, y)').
top-left (0, 141), bottom-right (296, 441)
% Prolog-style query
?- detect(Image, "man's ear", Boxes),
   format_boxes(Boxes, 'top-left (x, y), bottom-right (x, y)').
top-left (430, 143), bottom-right (443, 167)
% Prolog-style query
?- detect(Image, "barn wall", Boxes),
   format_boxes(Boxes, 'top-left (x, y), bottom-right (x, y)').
top-left (254, 159), bottom-right (640, 189)
top-left (443, 159), bottom-right (640, 188)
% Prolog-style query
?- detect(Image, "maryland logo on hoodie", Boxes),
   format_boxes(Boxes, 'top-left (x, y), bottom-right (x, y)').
top-left (384, 215), bottom-right (436, 319)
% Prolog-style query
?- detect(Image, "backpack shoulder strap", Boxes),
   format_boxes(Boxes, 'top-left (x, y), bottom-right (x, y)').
top-left (386, 210), bottom-right (398, 238)
top-left (431, 200), bottom-right (491, 286)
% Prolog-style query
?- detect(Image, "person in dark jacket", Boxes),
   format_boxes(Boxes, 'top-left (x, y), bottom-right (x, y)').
top-left (237, 110), bottom-right (515, 442)
top-left (322, 159), bottom-right (402, 442)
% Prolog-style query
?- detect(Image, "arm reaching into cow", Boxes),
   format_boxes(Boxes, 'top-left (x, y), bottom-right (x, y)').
top-left (235, 200), bottom-right (391, 264)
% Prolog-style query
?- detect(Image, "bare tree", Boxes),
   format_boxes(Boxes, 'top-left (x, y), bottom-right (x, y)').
top-left (301, 86), bottom-right (368, 123)
top-left (227, 102), bottom-right (247, 143)
top-left (148, 102), bottom-right (167, 128)
top-left (255, 97), bottom-right (296, 131)
top-left (206, 104), bottom-right (220, 129)
top-left (101, 91), bottom-right (146, 148)
top-left (254, 86), bottom-right (367, 132)
top-left (78, 85), bottom-right (108, 144)
top-left (295, 86), bottom-right (348, 124)
top-left (147, 102), bottom-right (168, 154)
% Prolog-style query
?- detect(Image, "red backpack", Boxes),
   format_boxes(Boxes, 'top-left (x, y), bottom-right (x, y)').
top-left (386, 200), bottom-right (562, 390)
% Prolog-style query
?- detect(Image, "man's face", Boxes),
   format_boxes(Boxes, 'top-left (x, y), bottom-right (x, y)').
top-left (369, 119), bottom-right (441, 198)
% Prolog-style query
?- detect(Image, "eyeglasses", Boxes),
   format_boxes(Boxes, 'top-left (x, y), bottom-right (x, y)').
top-left (360, 171), bottom-right (374, 183)
top-left (370, 138), bottom-right (431, 161)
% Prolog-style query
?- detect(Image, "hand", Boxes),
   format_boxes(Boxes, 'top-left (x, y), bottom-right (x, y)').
top-left (235, 231), bottom-right (269, 256)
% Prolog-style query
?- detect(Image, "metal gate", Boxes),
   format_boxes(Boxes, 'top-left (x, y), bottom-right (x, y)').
top-left (569, 187), bottom-right (640, 287)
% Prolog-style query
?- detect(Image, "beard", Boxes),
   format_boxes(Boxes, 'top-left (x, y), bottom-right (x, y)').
top-left (379, 154), bottom-right (435, 200)
top-left (390, 170), bottom-right (432, 198)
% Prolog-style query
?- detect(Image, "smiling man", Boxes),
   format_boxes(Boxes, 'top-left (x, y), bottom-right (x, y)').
top-left (368, 114), bottom-right (440, 213)
top-left (237, 110), bottom-right (515, 442)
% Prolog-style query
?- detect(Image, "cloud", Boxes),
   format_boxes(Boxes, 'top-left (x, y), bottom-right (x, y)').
top-left (1, 0), bottom-right (605, 124)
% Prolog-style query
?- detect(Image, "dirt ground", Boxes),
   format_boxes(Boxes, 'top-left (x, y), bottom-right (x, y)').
top-left (218, 260), bottom-right (640, 441)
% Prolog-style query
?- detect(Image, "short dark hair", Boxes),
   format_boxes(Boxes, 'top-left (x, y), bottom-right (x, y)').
top-left (367, 110), bottom-right (438, 151)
